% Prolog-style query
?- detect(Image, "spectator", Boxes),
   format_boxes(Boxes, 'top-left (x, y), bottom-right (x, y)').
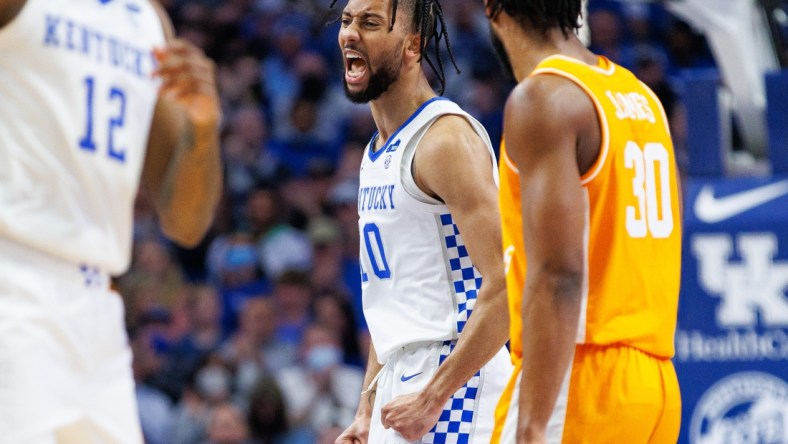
top-left (280, 163), bottom-right (336, 220)
top-left (223, 106), bottom-right (269, 199)
top-left (131, 328), bottom-right (175, 444)
top-left (588, 5), bottom-right (631, 66)
top-left (210, 235), bottom-right (271, 334)
top-left (326, 178), bottom-right (365, 329)
top-left (307, 216), bottom-right (345, 292)
top-left (163, 285), bottom-right (226, 400)
top-left (171, 285), bottom-right (224, 363)
top-left (271, 270), bottom-right (314, 369)
top-left (267, 52), bottom-right (347, 178)
top-left (247, 374), bottom-right (314, 444)
top-left (312, 290), bottom-right (363, 368)
top-left (221, 298), bottom-right (291, 390)
top-left (261, 13), bottom-right (311, 126)
top-left (631, 44), bottom-right (688, 168)
top-left (245, 186), bottom-right (313, 280)
top-left (276, 324), bottom-right (363, 434)
top-left (171, 371), bottom-right (211, 444)
top-left (203, 402), bottom-right (252, 444)
top-left (121, 238), bottom-right (185, 312)
top-left (664, 18), bottom-right (716, 74)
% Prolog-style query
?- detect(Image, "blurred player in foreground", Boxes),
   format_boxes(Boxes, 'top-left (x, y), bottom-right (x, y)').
top-left (0, 0), bottom-right (222, 442)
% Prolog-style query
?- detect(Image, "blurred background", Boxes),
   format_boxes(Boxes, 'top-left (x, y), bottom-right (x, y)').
top-left (123, 1), bottom-right (788, 443)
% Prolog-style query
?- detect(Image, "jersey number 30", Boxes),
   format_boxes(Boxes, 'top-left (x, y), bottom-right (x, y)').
top-left (625, 141), bottom-right (673, 238)
top-left (361, 223), bottom-right (391, 282)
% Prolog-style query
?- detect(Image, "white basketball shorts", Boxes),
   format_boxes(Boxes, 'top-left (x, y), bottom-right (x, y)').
top-left (0, 237), bottom-right (143, 444)
top-left (368, 340), bottom-right (512, 444)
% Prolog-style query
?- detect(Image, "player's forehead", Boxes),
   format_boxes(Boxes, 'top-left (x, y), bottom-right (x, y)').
top-left (341, 0), bottom-right (392, 19)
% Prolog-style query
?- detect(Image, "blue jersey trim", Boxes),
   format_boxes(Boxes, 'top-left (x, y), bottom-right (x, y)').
top-left (367, 96), bottom-right (450, 163)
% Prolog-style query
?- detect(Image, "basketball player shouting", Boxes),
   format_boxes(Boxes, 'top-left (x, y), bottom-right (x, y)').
top-left (333, 0), bottom-right (513, 443)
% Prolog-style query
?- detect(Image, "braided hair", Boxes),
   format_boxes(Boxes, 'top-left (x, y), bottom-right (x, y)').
top-left (330, 0), bottom-right (460, 95)
top-left (486, 0), bottom-right (582, 37)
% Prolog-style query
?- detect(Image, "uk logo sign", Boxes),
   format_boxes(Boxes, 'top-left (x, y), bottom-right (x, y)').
top-left (692, 233), bottom-right (788, 328)
top-left (684, 233), bottom-right (788, 444)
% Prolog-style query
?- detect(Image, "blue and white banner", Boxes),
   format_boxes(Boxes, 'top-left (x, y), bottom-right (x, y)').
top-left (676, 176), bottom-right (788, 444)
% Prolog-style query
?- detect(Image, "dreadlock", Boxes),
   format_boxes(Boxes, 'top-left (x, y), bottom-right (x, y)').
top-left (329, 0), bottom-right (460, 95)
top-left (486, 0), bottom-right (582, 38)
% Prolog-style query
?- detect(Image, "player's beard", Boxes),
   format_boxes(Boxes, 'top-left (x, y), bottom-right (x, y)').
top-left (343, 45), bottom-right (402, 104)
top-left (490, 26), bottom-right (515, 81)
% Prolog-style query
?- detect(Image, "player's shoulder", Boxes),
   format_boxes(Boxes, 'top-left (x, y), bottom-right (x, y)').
top-left (427, 113), bottom-right (475, 139)
top-left (507, 73), bottom-right (596, 132)
top-left (420, 112), bottom-right (487, 160)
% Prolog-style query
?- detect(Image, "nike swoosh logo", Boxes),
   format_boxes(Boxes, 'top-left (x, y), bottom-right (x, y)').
top-left (400, 372), bottom-right (423, 382)
top-left (694, 179), bottom-right (788, 223)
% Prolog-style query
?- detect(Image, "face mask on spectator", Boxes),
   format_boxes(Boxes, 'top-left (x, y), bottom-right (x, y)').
top-left (306, 345), bottom-right (342, 372)
top-left (196, 366), bottom-right (231, 399)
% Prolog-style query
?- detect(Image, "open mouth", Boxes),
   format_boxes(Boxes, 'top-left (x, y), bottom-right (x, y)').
top-left (344, 50), bottom-right (368, 85)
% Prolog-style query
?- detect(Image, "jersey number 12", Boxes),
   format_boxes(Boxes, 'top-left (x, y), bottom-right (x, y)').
top-left (79, 76), bottom-right (127, 163)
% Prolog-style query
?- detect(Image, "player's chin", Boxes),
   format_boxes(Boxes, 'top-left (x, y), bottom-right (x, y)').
top-left (343, 82), bottom-right (371, 104)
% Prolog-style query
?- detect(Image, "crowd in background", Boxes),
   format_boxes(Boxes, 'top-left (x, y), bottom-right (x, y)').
top-left (121, 1), bottom-right (717, 442)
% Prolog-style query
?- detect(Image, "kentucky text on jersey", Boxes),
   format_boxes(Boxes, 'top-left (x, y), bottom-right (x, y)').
top-left (43, 14), bottom-right (153, 79)
top-left (358, 184), bottom-right (396, 212)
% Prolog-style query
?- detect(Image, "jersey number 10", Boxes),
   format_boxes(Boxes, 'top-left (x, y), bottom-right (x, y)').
top-left (78, 76), bottom-right (127, 163)
top-left (361, 222), bottom-right (391, 282)
top-left (625, 141), bottom-right (674, 239)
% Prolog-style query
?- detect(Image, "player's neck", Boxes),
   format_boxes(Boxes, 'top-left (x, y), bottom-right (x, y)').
top-left (369, 74), bottom-right (436, 147)
top-left (509, 28), bottom-right (596, 82)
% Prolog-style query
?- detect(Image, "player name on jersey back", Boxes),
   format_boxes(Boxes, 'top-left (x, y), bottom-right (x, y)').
top-left (605, 90), bottom-right (657, 123)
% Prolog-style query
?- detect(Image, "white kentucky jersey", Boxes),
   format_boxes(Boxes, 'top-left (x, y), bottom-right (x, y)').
top-left (358, 97), bottom-right (499, 363)
top-left (0, 0), bottom-right (165, 274)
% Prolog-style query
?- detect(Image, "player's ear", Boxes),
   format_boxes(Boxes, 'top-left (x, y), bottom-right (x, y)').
top-left (483, 0), bottom-right (493, 19)
top-left (484, 0), bottom-right (503, 28)
top-left (405, 34), bottom-right (421, 57)
top-left (404, 32), bottom-right (421, 58)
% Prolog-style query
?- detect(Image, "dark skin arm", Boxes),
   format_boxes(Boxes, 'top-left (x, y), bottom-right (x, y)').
top-left (504, 75), bottom-right (599, 444)
top-left (142, 1), bottom-right (223, 247)
top-left (0, 0), bottom-right (26, 28)
top-left (379, 115), bottom-right (509, 441)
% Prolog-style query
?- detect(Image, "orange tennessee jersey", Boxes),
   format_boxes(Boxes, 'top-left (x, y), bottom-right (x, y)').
top-left (499, 55), bottom-right (682, 362)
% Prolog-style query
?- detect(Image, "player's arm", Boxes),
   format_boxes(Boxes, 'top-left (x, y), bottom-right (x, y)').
top-left (336, 342), bottom-right (383, 444)
top-left (505, 76), bottom-right (593, 443)
top-left (380, 115), bottom-right (509, 440)
top-left (0, 0), bottom-right (26, 28)
top-left (140, 1), bottom-right (222, 247)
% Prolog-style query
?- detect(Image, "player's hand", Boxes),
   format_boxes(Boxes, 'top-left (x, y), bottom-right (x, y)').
top-left (153, 39), bottom-right (221, 131)
top-left (335, 414), bottom-right (370, 444)
top-left (380, 391), bottom-right (444, 441)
